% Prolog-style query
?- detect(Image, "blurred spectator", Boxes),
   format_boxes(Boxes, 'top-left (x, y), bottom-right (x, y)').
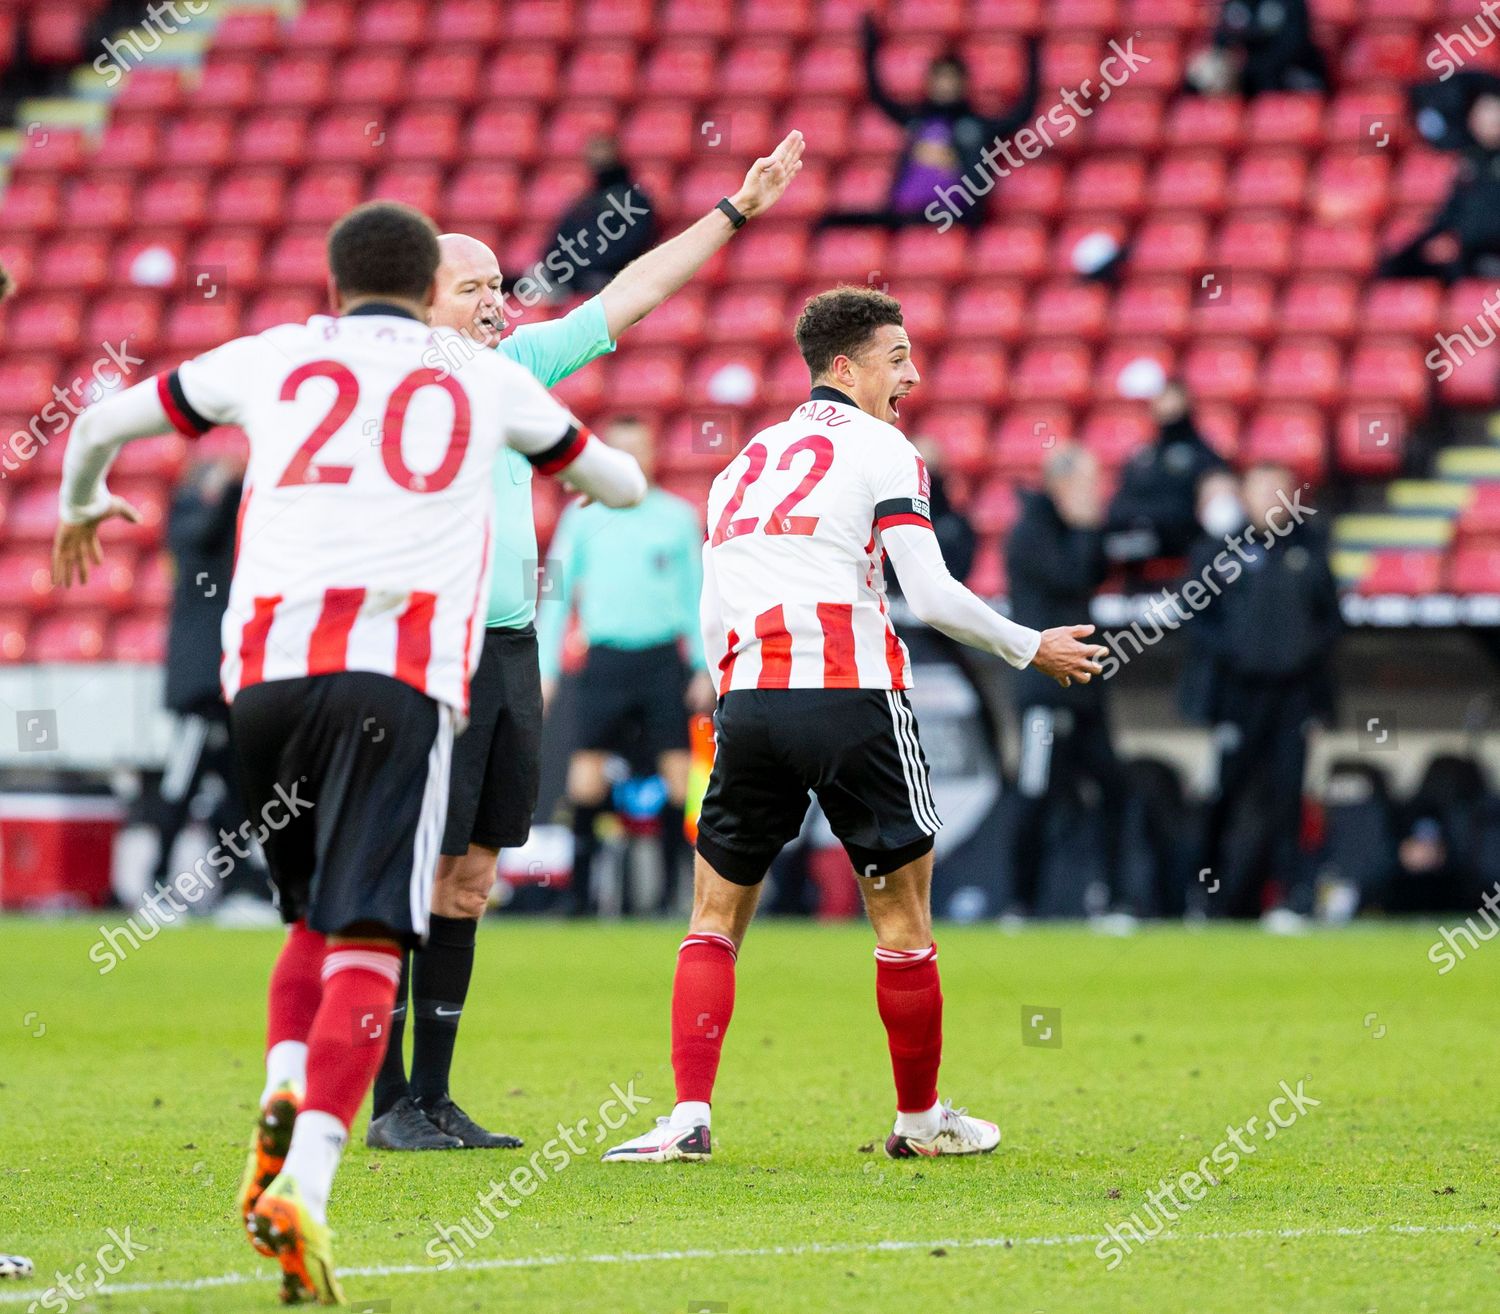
top-left (1105, 381), bottom-right (1228, 564)
top-left (1385, 755), bottom-right (1488, 913)
top-left (539, 418), bottom-right (714, 914)
top-left (136, 451), bottom-right (269, 915)
top-left (1182, 463), bottom-right (1341, 922)
top-left (1005, 446), bottom-right (1136, 924)
top-left (888, 437), bottom-right (975, 593)
top-left (819, 17), bottom-right (1039, 230)
top-left (1411, 70), bottom-right (1500, 151)
top-left (1380, 94), bottom-right (1500, 282)
top-left (1186, 0), bottom-right (1327, 96)
top-left (537, 137), bottom-right (656, 297)
top-left (0, 260), bottom-right (13, 301)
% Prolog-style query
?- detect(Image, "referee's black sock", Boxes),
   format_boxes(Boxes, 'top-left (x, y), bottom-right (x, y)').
top-left (658, 801), bottom-right (687, 913)
top-left (409, 914), bottom-right (478, 1105)
top-left (370, 948), bottom-right (412, 1118)
top-left (570, 803), bottom-right (605, 914)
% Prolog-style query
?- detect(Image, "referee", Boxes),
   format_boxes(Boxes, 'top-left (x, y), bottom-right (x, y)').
top-left (539, 417), bottom-right (715, 915)
top-left (367, 132), bottom-right (806, 1152)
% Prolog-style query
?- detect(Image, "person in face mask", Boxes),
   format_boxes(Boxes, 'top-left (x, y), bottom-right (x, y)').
top-left (536, 136), bottom-right (658, 297)
top-left (1106, 381), bottom-right (1230, 565)
top-left (1179, 463), bottom-right (1341, 924)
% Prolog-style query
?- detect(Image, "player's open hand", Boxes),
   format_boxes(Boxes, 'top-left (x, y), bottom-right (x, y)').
top-left (730, 130), bottom-right (805, 220)
top-left (1031, 624), bottom-right (1108, 688)
top-left (51, 496), bottom-right (140, 587)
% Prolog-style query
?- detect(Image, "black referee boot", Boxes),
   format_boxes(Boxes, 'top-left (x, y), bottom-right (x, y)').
top-left (365, 1096), bottom-right (461, 1151)
top-left (418, 1094), bottom-right (524, 1150)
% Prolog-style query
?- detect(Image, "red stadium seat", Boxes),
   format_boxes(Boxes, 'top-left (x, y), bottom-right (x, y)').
top-left (1214, 215), bottom-right (1295, 276)
top-left (1449, 546), bottom-right (1500, 596)
top-left (1028, 281), bottom-right (1110, 341)
top-left (995, 405), bottom-right (1076, 476)
top-left (1149, 152), bottom-right (1228, 214)
top-left (260, 54), bottom-right (333, 111)
top-left (809, 230), bottom-right (889, 283)
top-left (110, 611), bottom-right (169, 663)
top-left (434, 0), bottom-right (505, 40)
top-left (137, 174), bottom-right (211, 229)
top-left (703, 286), bottom-right (790, 346)
top-left (971, 222), bottom-right (1050, 279)
top-left (1296, 222), bottom-right (1377, 273)
top-left (1334, 404), bottom-right (1406, 478)
top-left (0, 611), bottom-right (31, 663)
top-left (564, 42), bottom-right (639, 101)
top-left (86, 292), bottom-right (163, 356)
top-left (0, 178), bottom-right (60, 233)
top-left (1113, 279), bottom-right (1192, 340)
top-left (286, 2), bottom-right (357, 50)
top-left (1262, 339), bottom-right (1343, 405)
top-left (354, 0), bottom-right (427, 45)
top-left (1093, 339), bottom-right (1177, 402)
top-left (410, 49), bottom-right (483, 105)
top-left (465, 106), bottom-right (543, 166)
top-left (1082, 403), bottom-right (1154, 468)
top-left (0, 358), bottom-right (62, 416)
top-left (918, 406), bottom-right (991, 476)
top-left (726, 225), bottom-right (811, 286)
top-left (1246, 94), bottom-right (1324, 148)
top-left (1357, 549), bottom-right (1443, 596)
top-left (36, 235), bottom-right (110, 293)
top-left (1068, 155), bottom-right (1149, 217)
top-left (1244, 404), bottom-right (1328, 481)
top-left (949, 280), bottom-right (1030, 343)
top-left (721, 42), bottom-right (794, 99)
top-left (1228, 150), bottom-right (1309, 211)
top-left (484, 48), bottom-right (560, 103)
top-left (1346, 338), bottom-right (1430, 414)
top-left (1183, 340), bottom-right (1260, 405)
top-left (1281, 276), bottom-right (1361, 337)
top-left (1165, 97), bottom-right (1245, 151)
top-left (1310, 150), bottom-right (1391, 223)
top-left (1000, 161), bottom-right (1066, 218)
top-left (60, 177), bottom-right (134, 231)
top-left (967, 479), bottom-right (1020, 537)
top-left (238, 114), bottom-right (310, 168)
top-left (5, 296), bottom-right (83, 353)
top-left (0, 549), bottom-right (57, 612)
top-left (162, 299), bottom-right (243, 355)
top-left (1130, 214), bottom-right (1210, 273)
top-left (1010, 342), bottom-right (1091, 405)
top-left (931, 346), bottom-right (1010, 405)
top-left (265, 230), bottom-right (330, 287)
top-left (1190, 273), bottom-right (1277, 340)
top-left (795, 41), bottom-right (865, 98)
top-left (1457, 484), bottom-right (1500, 539)
top-left (247, 290), bottom-right (321, 334)
top-left (30, 610), bottom-right (110, 662)
top-left (583, 0), bottom-right (655, 38)
top-left (889, 227), bottom-right (971, 282)
top-left (288, 168), bottom-right (362, 225)
top-left (213, 10), bottom-right (284, 54)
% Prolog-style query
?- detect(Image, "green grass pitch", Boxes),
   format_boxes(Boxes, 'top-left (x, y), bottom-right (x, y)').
top-left (1, 918), bottom-right (1496, 1312)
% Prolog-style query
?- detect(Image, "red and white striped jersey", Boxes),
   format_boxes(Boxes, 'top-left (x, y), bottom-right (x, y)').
top-left (159, 308), bottom-right (585, 719)
top-left (702, 390), bottom-right (932, 692)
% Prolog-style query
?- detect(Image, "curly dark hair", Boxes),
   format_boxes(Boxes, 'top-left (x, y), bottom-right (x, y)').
top-left (327, 201), bottom-right (440, 304)
top-left (794, 286), bottom-right (905, 379)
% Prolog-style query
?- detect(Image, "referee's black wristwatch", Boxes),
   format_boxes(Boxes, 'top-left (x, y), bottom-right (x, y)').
top-left (716, 197), bottom-right (748, 229)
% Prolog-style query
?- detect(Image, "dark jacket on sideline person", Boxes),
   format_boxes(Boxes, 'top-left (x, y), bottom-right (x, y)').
top-left (1007, 489), bottom-right (1107, 709)
top-left (1106, 416), bottom-right (1227, 562)
top-left (1178, 517), bottom-right (1340, 726)
top-left (163, 472), bottom-right (239, 714)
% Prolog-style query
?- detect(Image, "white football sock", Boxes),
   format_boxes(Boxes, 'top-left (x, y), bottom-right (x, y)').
top-left (670, 1101), bottom-right (711, 1129)
top-left (261, 1040), bottom-right (307, 1105)
top-left (280, 1110), bottom-right (347, 1225)
top-left (894, 1100), bottom-right (943, 1140)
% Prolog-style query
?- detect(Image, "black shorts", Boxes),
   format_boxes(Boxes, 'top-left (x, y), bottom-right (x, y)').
top-left (442, 625), bottom-right (543, 855)
top-left (572, 642), bottom-right (690, 762)
top-left (230, 671), bottom-right (454, 947)
top-left (695, 687), bottom-right (940, 886)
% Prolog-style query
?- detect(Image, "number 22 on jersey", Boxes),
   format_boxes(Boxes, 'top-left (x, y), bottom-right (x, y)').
top-left (710, 434), bottom-right (834, 547)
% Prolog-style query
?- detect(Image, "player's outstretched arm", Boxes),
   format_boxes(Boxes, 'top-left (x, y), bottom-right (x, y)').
top-left (882, 524), bottom-right (1106, 686)
top-left (53, 378), bottom-right (165, 585)
top-left (598, 130), bottom-right (805, 340)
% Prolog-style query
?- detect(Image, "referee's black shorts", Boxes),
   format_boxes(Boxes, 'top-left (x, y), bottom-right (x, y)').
top-left (695, 687), bottom-right (941, 886)
top-left (230, 671), bottom-right (453, 947)
top-left (442, 624), bottom-right (544, 856)
top-left (571, 642), bottom-right (691, 763)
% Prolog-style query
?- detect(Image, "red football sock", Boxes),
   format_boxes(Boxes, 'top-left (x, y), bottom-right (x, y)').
top-left (670, 932), bottom-right (737, 1105)
top-left (302, 944), bottom-right (403, 1130)
top-left (266, 920), bottom-right (327, 1051)
top-left (874, 944), bottom-right (944, 1113)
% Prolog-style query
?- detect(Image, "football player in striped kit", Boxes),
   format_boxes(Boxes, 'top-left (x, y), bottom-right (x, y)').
top-left (53, 202), bottom-right (646, 1301)
top-left (604, 286), bottom-right (1104, 1163)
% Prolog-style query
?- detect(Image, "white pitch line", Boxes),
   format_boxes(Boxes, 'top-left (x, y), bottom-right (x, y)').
top-left (0, 1223), bottom-right (1484, 1305)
